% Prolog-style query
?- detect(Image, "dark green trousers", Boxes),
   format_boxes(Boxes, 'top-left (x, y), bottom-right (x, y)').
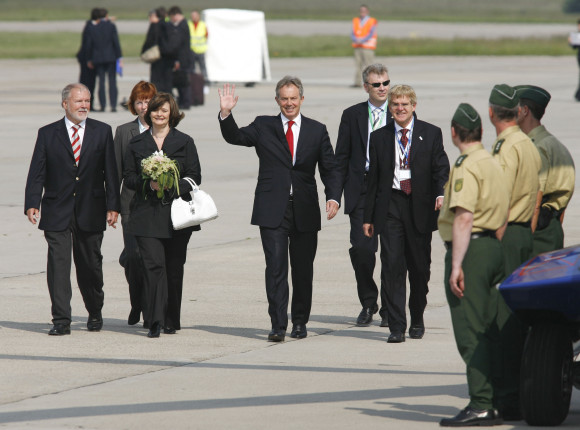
top-left (494, 224), bottom-right (532, 412)
top-left (532, 216), bottom-right (563, 256)
top-left (444, 237), bottom-right (504, 410)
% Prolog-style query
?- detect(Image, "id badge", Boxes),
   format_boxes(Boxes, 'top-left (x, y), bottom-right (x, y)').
top-left (400, 168), bottom-right (411, 180)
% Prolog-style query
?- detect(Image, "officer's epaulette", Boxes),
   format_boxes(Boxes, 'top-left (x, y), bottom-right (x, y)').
top-left (493, 139), bottom-right (505, 154)
top-left (455, 154), bottom-right (468, 167)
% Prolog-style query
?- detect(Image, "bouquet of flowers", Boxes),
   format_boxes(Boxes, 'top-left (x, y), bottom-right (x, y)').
top-left (141, 150), bottom-right (180, 199)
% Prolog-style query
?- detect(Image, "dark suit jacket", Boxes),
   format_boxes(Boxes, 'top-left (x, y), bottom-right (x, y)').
top-left (114, 118), bottom-right (140, 216)
top-left (24, 117), bottom-right (120, 232)
top-left (122, 128), bottom-right (201, 238)
top-left (363, 118), bottom-right (449, 235)
top-left (335, 101), bottom-right (392, 214)
top-left (87, 19), bottom-right (122, 65)
top-left (219, 113), bottom-right (341, 232)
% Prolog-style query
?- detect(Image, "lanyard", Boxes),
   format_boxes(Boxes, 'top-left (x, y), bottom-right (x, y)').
top-left (367, 105), bottom-right (386, 131)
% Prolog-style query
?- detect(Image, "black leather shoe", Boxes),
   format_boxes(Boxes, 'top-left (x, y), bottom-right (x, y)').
top-left (290, 324), bottom-right (307, 339)
top-left (48, 324), bottom-right (70, 336)
top-left (440, 406), bottom-right (503, 427)
top-left (409, 325), bottom-right (425, 339)
top-left (387, 332), bottom-right (405, 343)
top-left (356, 305), bottom-right (378, 326)
top-left (87, 313), bottom-right (103, 331)
top-left (380, 316), bottom-right (389, 327)
top-left (163, 327), bottom-right (177, 335)
top-left (128, 309), bottom-right (140, 326)
top-left (147, 322), bottom-right (161, 338)
top-left (267, 329), bottom-right (285, 342)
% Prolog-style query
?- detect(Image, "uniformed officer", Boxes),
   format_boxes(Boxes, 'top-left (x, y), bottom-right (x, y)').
top-left (439, 103), bottom-right (508, 427)
top-left (516, 85), bottom-right (575, 255)
top-left (488, 83), bottom-right (542, 420)
top-left (489, 84), bottom-right (542, 274)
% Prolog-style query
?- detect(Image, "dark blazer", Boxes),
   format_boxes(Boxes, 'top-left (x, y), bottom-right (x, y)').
top-left (364, 118), bottom-right (449, 235)
top-left (335, 101), bottom-right (392, 214)
top-left (87, 19), bottom-right (122, 65)
top-left (114, 118), bottom-right (141, 216)
top-left (164, 20), bottom-right (191, 69)
top-left (219, 113), bottom-right (341, 232)
top-left (24, 117), bottom-right (120, 232)
top-left (76, 19), bottom-right (93, 63)
top-left (123, 128), bottom-right (201, 238)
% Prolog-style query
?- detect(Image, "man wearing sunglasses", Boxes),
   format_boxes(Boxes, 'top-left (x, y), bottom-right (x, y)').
top-left (336, 64), bottom-right (392, 329)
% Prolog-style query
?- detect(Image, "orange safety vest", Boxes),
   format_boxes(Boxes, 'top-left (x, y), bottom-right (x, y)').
top-left (352, 16), bottom-right (377, 50)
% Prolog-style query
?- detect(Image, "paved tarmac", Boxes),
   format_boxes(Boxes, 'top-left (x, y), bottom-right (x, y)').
top-left (0, 19), bottom-right (575, 40)
top-left (0, 55), bottom-right (579, 428)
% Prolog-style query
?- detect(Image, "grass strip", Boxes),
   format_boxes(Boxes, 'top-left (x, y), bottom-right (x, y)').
top-left (0, 33), bottom-right (574, 59)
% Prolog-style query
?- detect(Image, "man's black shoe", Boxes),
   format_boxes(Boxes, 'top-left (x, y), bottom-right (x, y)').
top-left (87, 313), bottom-right (103, 331)
top-left (440, 406), bottom-right (503, 427)
top-left (128, 309), bottom-right (140, 326)
top-left (163, 327), bottom-right (177, 335)
top-left (380, 316), bottom-right (389, 327)
top-left (356, 305), bottom-right (378, 326)
top-left (48, 324), bottom-right (71, 336)
top-left (267, 329), bottom-right (285, 342)
top-left (290, 324), bottom-right (307, 339)
top-left (387, 332), bottom-right (405, 343)
top-left (409, 325), bottom-right (425, 339)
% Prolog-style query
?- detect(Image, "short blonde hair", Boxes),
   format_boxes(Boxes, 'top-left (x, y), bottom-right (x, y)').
top-left (388, 84), bottom-right (417, 106)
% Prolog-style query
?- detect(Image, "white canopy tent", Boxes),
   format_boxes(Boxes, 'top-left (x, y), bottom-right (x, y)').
top-left (202, 9), bottom-right (272, 83)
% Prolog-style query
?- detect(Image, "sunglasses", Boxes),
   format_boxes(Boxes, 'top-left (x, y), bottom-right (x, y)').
top-left (366, 80), bottom-right (390, 88)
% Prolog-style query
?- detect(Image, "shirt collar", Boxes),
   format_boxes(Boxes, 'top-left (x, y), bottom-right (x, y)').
top-left (138, 118), bottom-right (149, 133)
top-left (281, 113), bottom-right (301, 128)
top-left (368, 100), bottom-right (387, 112)
top-left (64, 117), bottom-right (86, 131)
top-left (394, 117), bottom-right (414, 134)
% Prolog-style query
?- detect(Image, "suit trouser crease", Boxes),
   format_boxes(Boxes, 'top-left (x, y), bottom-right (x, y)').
top-left (137, 231), bottom-right (192, 330)
top-left (444, 237), bottom-right (504, 410)
top-left (95, 62), bottom-right (117, 110)
top-left (44, 214), bottom-right (104, 324)
top-left (380, 191), bottom-right (430, 333)
top-left (348, 186), bottom-right (381, 312)
top-left (260, 200), bottom-right (317, 330)
top-left (120, 218), bottom-right (146, 314)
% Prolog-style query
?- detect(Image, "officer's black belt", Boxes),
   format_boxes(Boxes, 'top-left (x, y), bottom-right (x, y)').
top-left (444, 230), bottom-right (496, 250)
top-left (507, 220), bottom-right (531, 228)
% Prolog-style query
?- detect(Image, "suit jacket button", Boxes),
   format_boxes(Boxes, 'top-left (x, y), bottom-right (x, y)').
top-left (76, 177), bottom-right (79, 181)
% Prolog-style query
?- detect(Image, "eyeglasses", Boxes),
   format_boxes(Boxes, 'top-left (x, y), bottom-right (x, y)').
top-left (366, 80), bottom-right (390, 88)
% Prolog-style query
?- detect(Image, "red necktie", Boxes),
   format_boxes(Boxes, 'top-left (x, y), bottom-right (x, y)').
top-left (286, 120), bottom-right (294, 161)
top-left (71, 125), bottom-right (81, 164)
top-left (400, 128), bottom-right (412, 195)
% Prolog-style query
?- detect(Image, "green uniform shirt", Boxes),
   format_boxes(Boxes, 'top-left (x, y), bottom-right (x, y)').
top-left (492, 125), bottom-right (541, 223)
top-left (528, 125), bottom-right (575, 211)
top-left (438, 143), bottom-right (509, 242)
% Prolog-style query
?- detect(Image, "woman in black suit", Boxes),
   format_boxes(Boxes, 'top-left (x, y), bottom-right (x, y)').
top-left (123, 92), bottom-right (201, 338)
top-left (142, 7), bottom-right (172, 93)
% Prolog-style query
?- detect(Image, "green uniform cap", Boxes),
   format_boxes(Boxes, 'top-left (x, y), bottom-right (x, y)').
top-left (489, 84), bottom-right (518, 108)
top-left (452, 103), bottom-right (481, 130)
top-left (517, 85), bottom-right (551, 109)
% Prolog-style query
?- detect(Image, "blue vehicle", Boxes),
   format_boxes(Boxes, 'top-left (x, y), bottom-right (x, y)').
top-left (500, 245), bottom-right (580, 426)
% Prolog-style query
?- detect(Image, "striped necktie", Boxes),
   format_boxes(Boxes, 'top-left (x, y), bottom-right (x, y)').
top-left (71, 125), bottom-right (81, 164)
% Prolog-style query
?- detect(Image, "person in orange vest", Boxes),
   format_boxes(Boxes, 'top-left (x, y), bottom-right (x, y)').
top-left (188, 10), bottom-right (209, 94)
top-left (351, 5), bottom-right (377, 87)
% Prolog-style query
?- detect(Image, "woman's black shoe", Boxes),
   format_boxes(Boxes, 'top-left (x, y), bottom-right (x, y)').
top-left (147, 322), bottom-right (161, 338)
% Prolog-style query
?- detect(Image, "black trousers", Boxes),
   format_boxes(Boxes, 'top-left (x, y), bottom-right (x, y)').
top-left (95, 62), bottom-right (118, 111)
top-left (78, 62), bottom-right (96, 106)
top-left (348, 180), bottom-right (385, 315)
top-left (44, 214), bottom-right (104, 325)
top-left (380, 190), bottom-right (431, 334)
top-left (120, 218), bottom-right (146, 317)
top-left (136, 230), bottom-right (192, 330)
top-left (259, 199), bottom-right (318, 331)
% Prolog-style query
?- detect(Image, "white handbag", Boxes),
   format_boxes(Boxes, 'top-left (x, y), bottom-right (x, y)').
top-left (171, 177), bottom-right (218, 229)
